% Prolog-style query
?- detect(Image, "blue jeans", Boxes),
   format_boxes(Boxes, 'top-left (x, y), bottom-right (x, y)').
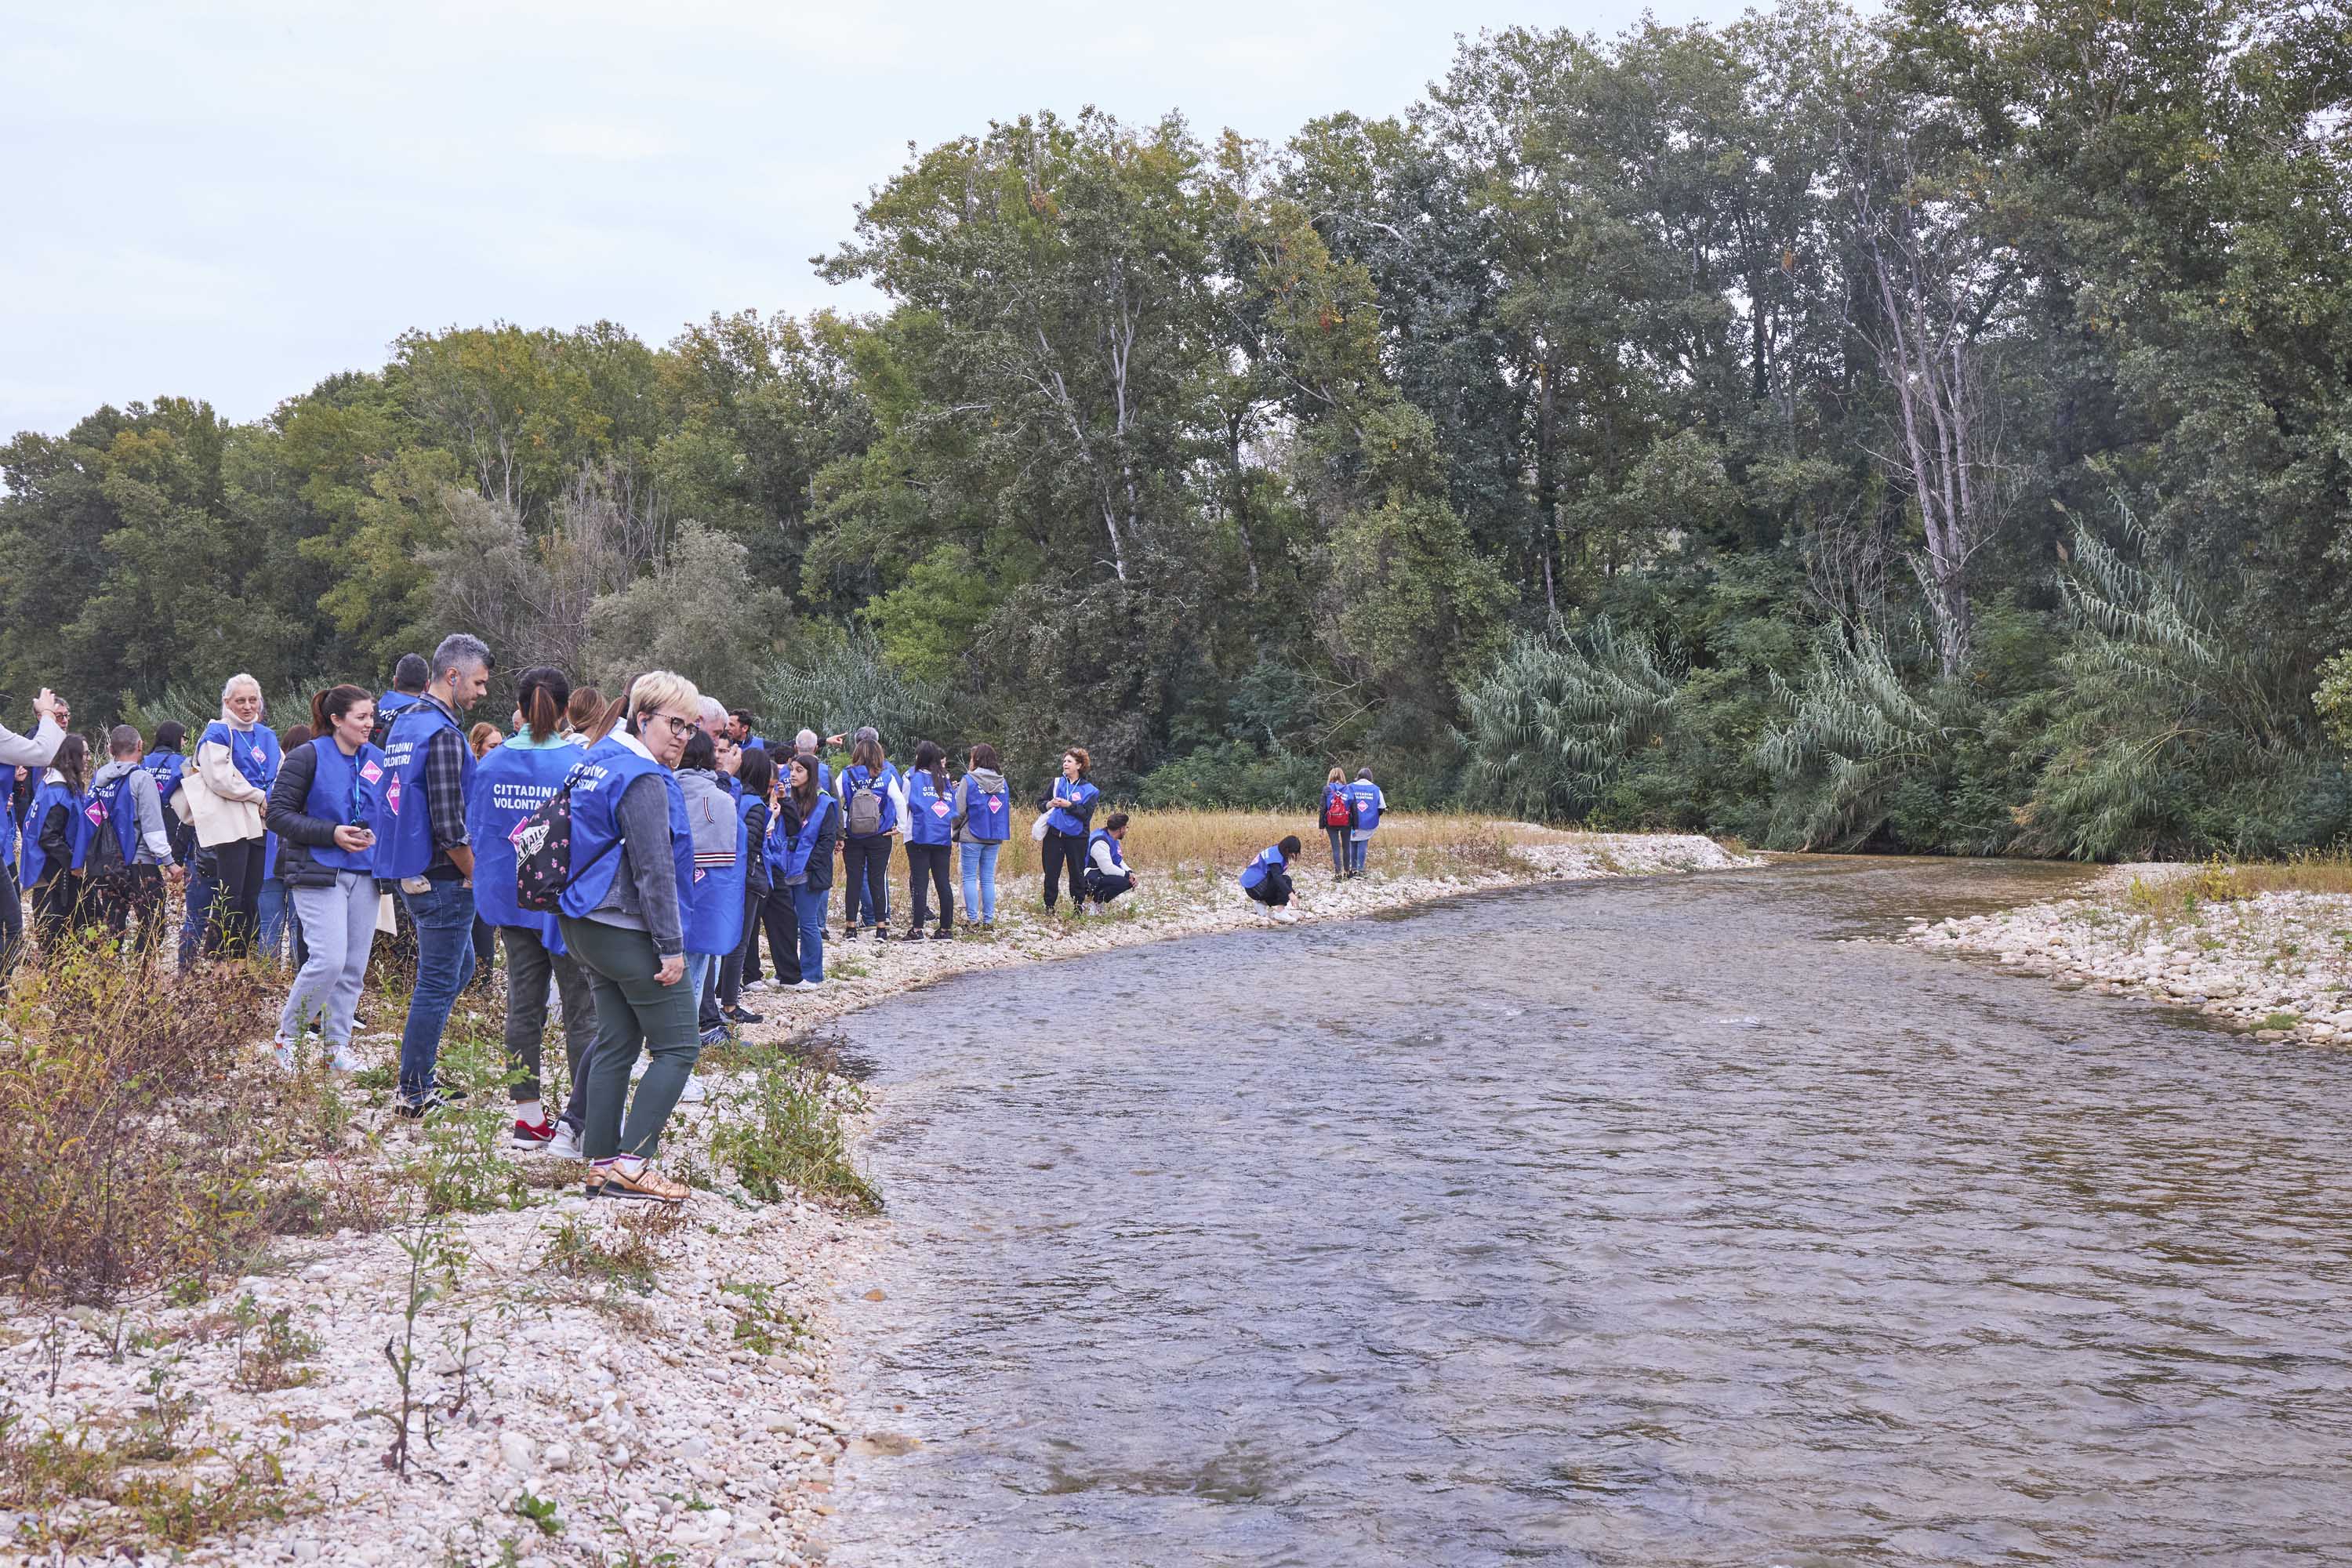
top-left (959, 840), bottom-right (1001, 924)
top-left (397, 879), bottom-right (477, 1104)
top-left (792, 884), bottom-right (827, 983)
top-left (1349, 833), bottom-right (1370, 873)
top-left (257, 877), bottom-right (294, 967)
top-left (176, 865), bottom-right (217, 973)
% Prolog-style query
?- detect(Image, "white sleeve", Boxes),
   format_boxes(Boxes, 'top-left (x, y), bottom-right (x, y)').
top-left (888, 772), bottom-right (908, 824)
top-left (0, 715), bottom-right (63, 769)
top-left (1377, 787), bottom-right (1388, 810)
top-left (198, 740), bottom-right (265, 802)
top-left (1089, 838), bottom-right (1120, 875)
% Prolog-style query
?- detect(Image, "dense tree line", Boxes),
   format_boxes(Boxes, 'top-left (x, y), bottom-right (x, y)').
top-left (5, 0), bottom-right (2348, 858)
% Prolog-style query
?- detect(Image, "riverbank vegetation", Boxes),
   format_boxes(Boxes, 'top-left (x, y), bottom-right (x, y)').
top-left (1911, 855), bottom-right (2352, 1047)
top-left (5, 0), bottom-right (2346, 865)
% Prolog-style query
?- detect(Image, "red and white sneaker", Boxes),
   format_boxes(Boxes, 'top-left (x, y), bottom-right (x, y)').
top-left (510, 1117), bottom-right (557, 1149)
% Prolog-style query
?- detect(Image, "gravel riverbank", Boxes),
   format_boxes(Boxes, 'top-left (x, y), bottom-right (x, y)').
top-left (1905, 863), bottom-right (2352, 1045)
top-left (1, 826), bottom-right (1753, 1566)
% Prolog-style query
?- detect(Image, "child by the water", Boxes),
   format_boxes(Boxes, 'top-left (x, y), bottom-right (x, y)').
top-left (1238, 835), bottom-right (1303, 924)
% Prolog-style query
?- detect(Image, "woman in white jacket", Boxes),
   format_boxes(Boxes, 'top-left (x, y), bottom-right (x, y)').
top-left (190, 673), bottom-right (281, 958)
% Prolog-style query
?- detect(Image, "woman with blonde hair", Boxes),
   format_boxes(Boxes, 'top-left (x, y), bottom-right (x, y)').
top-left (1319, 764), bottom-right (1356, 880)
top-left (191, 673), bottom-right (280, 956)
top-left (555, 670), bottom-right (703, 1203)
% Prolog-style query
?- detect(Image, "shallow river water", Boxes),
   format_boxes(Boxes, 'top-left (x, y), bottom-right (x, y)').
top-left (823, 858), bottom-right (2352, 1566)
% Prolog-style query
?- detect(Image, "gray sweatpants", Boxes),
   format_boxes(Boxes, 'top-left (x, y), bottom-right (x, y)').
top-left (501, 925), bottom-right (599, 1127)
top-left (278, 872), bottom-right (378, 1048)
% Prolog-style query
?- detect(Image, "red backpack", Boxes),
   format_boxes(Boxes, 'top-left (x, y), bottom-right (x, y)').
top-left (1323, 786), bottom-right (1356, 829)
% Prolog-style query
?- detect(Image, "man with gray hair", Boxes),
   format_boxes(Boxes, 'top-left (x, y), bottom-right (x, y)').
top-left (373, 631), bottom-right (494, 1117)
top-left (793, 728), bottom-right (831, 795)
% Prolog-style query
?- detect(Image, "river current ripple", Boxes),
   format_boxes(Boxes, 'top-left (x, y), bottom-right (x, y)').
top-left (822, 858), bottom-right (2352, 1566)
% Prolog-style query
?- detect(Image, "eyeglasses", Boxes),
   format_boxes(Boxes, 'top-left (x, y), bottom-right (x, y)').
top-left (651, 713), bottom-right (697, 739)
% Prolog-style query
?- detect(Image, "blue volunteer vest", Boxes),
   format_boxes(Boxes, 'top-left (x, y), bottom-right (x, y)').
top-left (201, 720), bottom-right (281, 795)
top-left (905, 768), bottom-right (953, 846)
top-left (303, 737), bottom-right (389, 873)
top-left (1349, 780), bottom-right (1382, 832)
top-left (90, 771), bottom-right (142, 866)
top-left (838, 763), bottom-right (900, 838)
top-left (777, 792), bottom-right (836, 883)
top-left (1, 784), bottom-right (15, 872)
top-left (1087, 828), bottom-right (1124, 869)
top-left (1238, 844), bottom-right (1286, 892)
top-left (377, 690), bottom-right (423, 724)
top-left (371, 699), bottom-right (472, 879)
top-left (557, 735), bottom-right (692, 927)
top-left (20, 782), bottom-right (93, 887)
top-left (1046, 779), bottom-right (1098, 836)
top-left (466, 740), bottom-right (579, 944)
top-left (685, 804), bottom-right (748, 956)
top-left (142, 750), bottom-right (186, 805)
top-left (963, 779), bottom-right (1011, 842)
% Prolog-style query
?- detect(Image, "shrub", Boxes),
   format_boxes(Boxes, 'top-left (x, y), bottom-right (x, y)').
top-left (710, 1048), bottom-right (880, 1212)
top-left (0, 941), bottom-right (301, 1301)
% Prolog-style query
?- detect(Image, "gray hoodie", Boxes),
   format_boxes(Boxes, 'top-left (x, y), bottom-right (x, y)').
top-left (951, 768), bottom-right (1010, 842)
top-left (91, 757), bottom-right (172, 864)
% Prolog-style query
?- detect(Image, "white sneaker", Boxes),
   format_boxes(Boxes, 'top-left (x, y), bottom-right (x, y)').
top-left (796, 978), bottom-right (824, 991)
top-left (742, 979), bottom-right (769, 994)
top-left (1272, 907), bottom-right (1299, 924)
top-left (548, 1122), bottom-right (583, 1161)
top-left (328, 1041), bottom-right (364, 1073)
top-left (270, 1040), bottom-right (296, 1071)
top-left (678, 1073), bottom-right (707, 1104)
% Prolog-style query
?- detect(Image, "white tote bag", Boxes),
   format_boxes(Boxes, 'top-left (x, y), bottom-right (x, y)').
top-left (1029, 808), bottom-right (1052, 842)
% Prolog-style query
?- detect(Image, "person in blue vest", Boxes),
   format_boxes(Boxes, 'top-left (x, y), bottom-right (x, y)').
top-left (775, 750), bottom-right (837, 988)
top-left (728, 710), bottom-right (765, 753)
top-left (372, 632), bottom-right (493, 1118)
top-left (1237, 835), bottom-right (1303, 924)
top-left (143, 720), bottom-right (193, 866)
top-left (950, 742), bottom-right (1011, 934)
top-left (556, 670), bottom-right (702, 1204)
top-left (87, 724), bottom-right (175, 955)
top-left (193, 673), bottom-right (281, 959)
top-left (1319, 766), bottom-right (1358, 879)
top-left (1040, 746), bottom-right (1099, 916)
top-left (254, 721), bottom-right (312, 970)
top-left (902, 739), bottom-right (956, 939)
top-left (465, 666), bottom-right (601, 1154)
top-left (1347, 768), bottom-right (1386, 877)
top-left (22, 734), bottom-right (94, 949)
top-left (719, 744), bottom-right (777, 1021)
top-left (793, 729), bottom-right (833, 796)
top-left (371, 652), bottom-right (430, 750)
top-left (679, 728), bottom-right (744, 1049)
top-left (0, 688), bottom-right (70, 976)
top-left (835, 728), bottom-right (903, 939)
top-left (267, 685), bottom-right (385, 1073)
top-left (1083, 811), bottom-right (1138, 913)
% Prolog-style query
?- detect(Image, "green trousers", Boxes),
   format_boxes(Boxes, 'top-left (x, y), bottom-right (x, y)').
top-left (557, 915), bottom-right (702, 1161)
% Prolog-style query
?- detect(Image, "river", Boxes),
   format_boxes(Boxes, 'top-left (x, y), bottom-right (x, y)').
top-left (820, 858), bottom-right (2352, 1566)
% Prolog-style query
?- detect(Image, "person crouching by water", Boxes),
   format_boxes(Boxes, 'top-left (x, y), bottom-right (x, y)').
top-left (468, 666), bottom-right (601, 1157)
top-left (1239, 836), bottom-right (1303, 924)
top-left (1083, 812), bottom-right (1138, 913)
top-left (556, 672), bottom-right (702, 1204)
top-left (267, 686), bottom-right (383, 1071)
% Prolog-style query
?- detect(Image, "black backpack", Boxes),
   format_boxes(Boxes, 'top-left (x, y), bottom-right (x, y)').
top-left (512, 771), bottom-right (619, 913)
top-left (82, 787), bottom-right (126, 877)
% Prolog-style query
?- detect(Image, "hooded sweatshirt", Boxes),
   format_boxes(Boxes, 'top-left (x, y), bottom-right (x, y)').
top-left (951, 767), bottom-right (1011, 843)
top-left (92, 757), bottom-right (172, 864)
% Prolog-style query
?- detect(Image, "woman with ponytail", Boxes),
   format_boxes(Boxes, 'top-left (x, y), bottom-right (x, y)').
top-left (23, 732), bottom-right (93, 949)
top-left (467, 666), bottom-right (600, 1153)
top-left (265, 684), bottom-right (384, 1069)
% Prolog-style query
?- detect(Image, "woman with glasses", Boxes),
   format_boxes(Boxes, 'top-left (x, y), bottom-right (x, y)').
top-left (556, 672), bottom-right (702, 1204)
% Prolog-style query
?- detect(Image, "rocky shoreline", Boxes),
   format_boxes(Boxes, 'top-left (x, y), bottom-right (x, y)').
top-left (2, 827), bottom-right (1754, 1567)
top-left (1905, 864), bottom-right (2352, 1045)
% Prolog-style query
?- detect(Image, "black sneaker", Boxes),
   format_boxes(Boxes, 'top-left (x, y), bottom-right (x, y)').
top-left (725, 1006), bottom-right (764, 1025)
top-left (394, 1088), bottom-right (453, 1120)
top-left (872, 926), bottom-right (891, 942)
top-left (431, 1077), bottom-right (469, 1102)
top-left (931, 927), bottom-right (953, 941)
top-left (841, 924), bottom-right (859, 939)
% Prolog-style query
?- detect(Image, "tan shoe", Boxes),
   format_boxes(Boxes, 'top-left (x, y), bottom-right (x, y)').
top-left (598, 1164), bottom-right (688, 1204)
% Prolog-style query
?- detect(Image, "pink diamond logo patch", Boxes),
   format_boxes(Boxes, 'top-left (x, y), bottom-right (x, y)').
top-left (384, 775), bottom-right (403, 815)
top-left (84, 799), bottom-right (106, 826)
top-left (359, 761), bottom-right (382, 784)
top-left (931, 800), bottom-right (949, 818)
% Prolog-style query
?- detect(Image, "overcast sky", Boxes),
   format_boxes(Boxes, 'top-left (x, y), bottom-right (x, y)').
top-left (2, 0), bottom-right (1756, 442)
